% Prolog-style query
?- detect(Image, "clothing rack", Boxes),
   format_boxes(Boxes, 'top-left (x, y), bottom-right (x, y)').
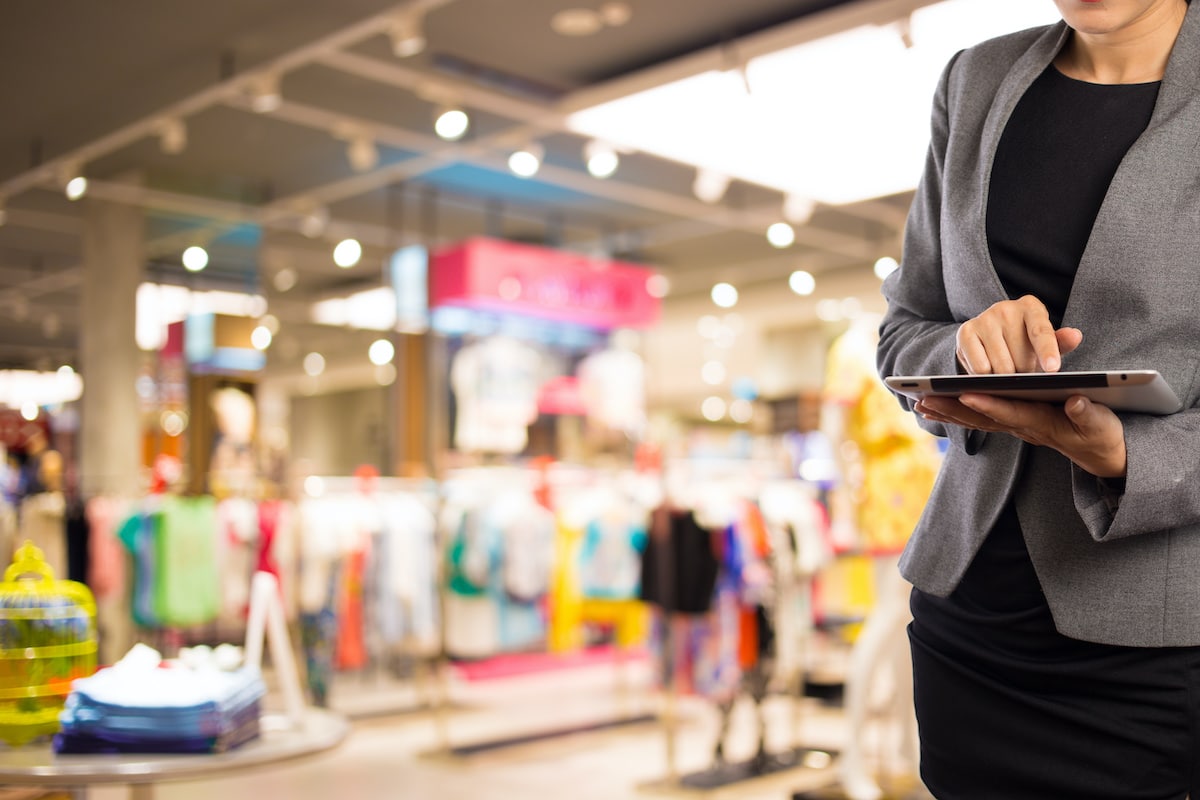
top-left (425, 464), bottom-right (659, 759)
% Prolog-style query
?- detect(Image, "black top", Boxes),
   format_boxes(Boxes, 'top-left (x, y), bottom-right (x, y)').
top-left (920, 65), bottom-right (1160, 622)
top-left (638, 509), bottom-right (719, 614)
top-left (987, 66), bottom-right (1160, 327)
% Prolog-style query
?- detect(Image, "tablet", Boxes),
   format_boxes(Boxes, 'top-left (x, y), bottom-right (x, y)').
top-left (884, 370), bottom-right (1182, 415)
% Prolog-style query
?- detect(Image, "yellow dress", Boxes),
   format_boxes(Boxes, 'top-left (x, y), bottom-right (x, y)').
top-left (823, 323), bottom-right (941, 554)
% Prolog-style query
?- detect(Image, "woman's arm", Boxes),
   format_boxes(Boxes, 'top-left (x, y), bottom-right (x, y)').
top-left (876, 52), bottom-right (967, 447)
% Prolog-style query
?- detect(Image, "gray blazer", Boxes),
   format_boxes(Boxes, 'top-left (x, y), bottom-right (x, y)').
top-left (878, 3), bottom-right (1200, 647)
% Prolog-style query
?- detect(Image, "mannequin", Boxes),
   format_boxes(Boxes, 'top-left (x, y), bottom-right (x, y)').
top-left (821, 314), bottom-right (940, 800)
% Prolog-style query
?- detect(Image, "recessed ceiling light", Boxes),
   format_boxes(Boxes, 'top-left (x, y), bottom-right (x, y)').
top-left (182, 245), bottom-right (209, 272)
top-left (599, 2), bottom-right (632, 27)
top-left (551, 8), bottom-right (603, 37)
top-left (333, 238), bottom-right (363, 268)
top-left (789, 270), bottom-right (816, 296)
top-left (434, 106), bottom-right (470, 141)
top-left (273, 268), bottom-right (298, 292)
top-left (874, 256), bottom-right (900, 279)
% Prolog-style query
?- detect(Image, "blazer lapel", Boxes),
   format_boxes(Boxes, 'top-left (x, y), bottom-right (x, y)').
top-left (972, 23), bottom-right (1070, 302)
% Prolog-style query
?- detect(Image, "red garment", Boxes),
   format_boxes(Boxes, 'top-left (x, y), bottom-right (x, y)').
top-left (256, 499), bottom-right (281, 578)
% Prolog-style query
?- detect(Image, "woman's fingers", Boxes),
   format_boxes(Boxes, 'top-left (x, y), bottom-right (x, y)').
top-left (955, 297), bottom-right (1075, 375)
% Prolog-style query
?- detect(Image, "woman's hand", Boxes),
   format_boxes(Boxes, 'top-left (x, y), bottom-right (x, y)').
top-left (915, 393), bottom-right (1127, 478)
top-left (919, 296), bottom-right (1124, 477)
top-left (956, 295), bottom-right (1082, 374)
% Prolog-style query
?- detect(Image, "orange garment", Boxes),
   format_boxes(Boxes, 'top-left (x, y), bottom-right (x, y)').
top-left (736, 501), bottom-right (772, 669)
top-left (335, 546), bottom-right (367, 670)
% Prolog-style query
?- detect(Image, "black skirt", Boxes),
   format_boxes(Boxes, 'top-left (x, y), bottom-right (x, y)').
top-left (910, 502), bottom-right (1200, 800)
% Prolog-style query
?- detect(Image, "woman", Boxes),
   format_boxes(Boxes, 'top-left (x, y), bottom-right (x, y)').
top-left (877, 0), bottom-right (1200, 797)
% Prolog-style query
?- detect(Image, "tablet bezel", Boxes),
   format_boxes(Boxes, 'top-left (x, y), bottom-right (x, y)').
top-left (883, 369), bottom-right (1182, 415)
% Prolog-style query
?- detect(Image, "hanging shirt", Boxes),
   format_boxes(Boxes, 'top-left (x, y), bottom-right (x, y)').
top-left (450, 337), bottom-right (543, 454)
top-left (156, 496), bottom-right (220, 627)
top-left (580, 516), bottom-right (647, 600)
top-left (86, 496), bottom-right (128, 601)
top-left (118, 507), bottom-right (160, 628)
top-left (576, 347), bottom-right (646, 435)
top-left (216, 496), bottom-right (258, 621)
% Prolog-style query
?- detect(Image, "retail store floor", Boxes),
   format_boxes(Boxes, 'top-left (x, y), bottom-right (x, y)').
top-left (79, 655), bottom-right (924, 800)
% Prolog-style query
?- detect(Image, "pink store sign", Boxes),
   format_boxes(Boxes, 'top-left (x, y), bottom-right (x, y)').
top-left (430, 237), bottom-right (660, 330)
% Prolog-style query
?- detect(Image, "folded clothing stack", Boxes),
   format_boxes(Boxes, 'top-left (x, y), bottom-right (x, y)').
top-left (54, 643), bottom-right (266, 755)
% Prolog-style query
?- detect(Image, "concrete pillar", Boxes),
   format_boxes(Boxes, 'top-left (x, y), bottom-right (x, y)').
top-left (79, 197), bottom-right (144, 497)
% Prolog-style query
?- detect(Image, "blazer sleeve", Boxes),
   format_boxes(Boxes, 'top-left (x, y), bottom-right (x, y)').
top-left (876, 50), bottom-right (979, 454)
top-left (1073, 408), bottom-right (1200, 540)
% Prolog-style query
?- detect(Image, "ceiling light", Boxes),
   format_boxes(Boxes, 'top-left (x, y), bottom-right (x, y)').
top-left (711, 282), bottom-right (738, 309)
top-left (701, 396), bottom-right (727, 422)
top-left (300, 206), bottom-right (329, 238)
top-left (646, 273), bottom-right (670, 298)
top-left (248, 73), bottom-right (282, 113)
top-left (56, 364), bottom-right (74, 379)
top-left (156, 117), bottom-right (187, 155)
top-left (182, 245), bottom-right (209, 272)
top-left (584, 140), bottom-right (619, 178)
top-left (273, 268), bottom-right (298, 292)
top-left (333, 238), bottom-right (363, 268)
top-left (783, 194), bottom-right (815, 225)
top-left (434, 106), bottom-right (470, 141)
top-left (346, 136), bottom-right (379, 172)
top-left (509, 142), bottom-right (544, 178)
top-left (693, 168), bottom-right (730, 203)
top-left (389, 9), bottom-right (426, 58)
top-left (303, 352), bottom-right (326, 377)
top-left (874, 256), bottom-right (900, 279)
top-left (789, 270), bottom-right (816, 296)
top-left (816, 298), bottom-right (843, 322)
top-left (368, 338), bottom-right (395, 366)
top-left (251, 325), bottom-right (273, 350)
top-left (64, 175), bottom-right (88, 201)
top-left (767, 222), bottom-right (795, 248)
top-left (376, 363), bottom-right (397, 386)
top-left (20, 403), bottom-right (39, 422)
top-left (702, 360), bottom-right (727, 386)
top-left (729, 398), bottom-right (754, 424)
top-left (599, 2), bottom-right (632, 27)
top-left (259, 313), bottom-right (280, 335)
top-left (551, 8), bottom-right (604, 36)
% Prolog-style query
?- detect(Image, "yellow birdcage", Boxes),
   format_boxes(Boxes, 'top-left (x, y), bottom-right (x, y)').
top-left (0, 541), bottom-right (98, 746)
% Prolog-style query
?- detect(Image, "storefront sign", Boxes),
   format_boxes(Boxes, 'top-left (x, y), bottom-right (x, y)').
top-left (430, 237), bottom-right (660, 330)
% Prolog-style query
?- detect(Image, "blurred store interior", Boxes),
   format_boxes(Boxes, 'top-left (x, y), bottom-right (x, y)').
top-left (0, 1), bottom-right (1056, 799)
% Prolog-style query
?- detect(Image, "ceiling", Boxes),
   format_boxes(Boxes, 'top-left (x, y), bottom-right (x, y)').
top-left (0, 0), bottom-right (928, 377)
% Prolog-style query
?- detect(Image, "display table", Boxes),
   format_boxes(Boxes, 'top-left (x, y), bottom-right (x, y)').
top-left (0, 709), bottom-right (349, 800)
